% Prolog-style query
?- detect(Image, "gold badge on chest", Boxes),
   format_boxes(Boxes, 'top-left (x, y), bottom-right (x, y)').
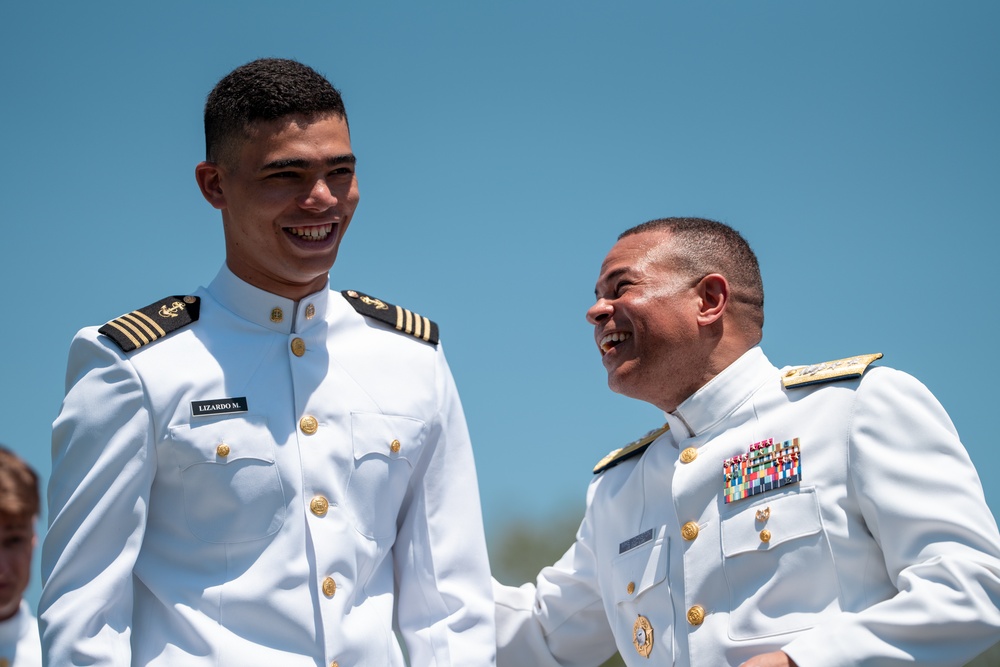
top-left (633, 614), bottom-right (653, 658)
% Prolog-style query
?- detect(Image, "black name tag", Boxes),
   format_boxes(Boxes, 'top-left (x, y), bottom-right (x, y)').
top-left (619, 528), bottom-right (654, 554)
top-left (191, 397), bottom-right (248, 417)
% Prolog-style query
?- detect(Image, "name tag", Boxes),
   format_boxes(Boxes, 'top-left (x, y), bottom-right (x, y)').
top-left (191, 397), bottom-right (249, 417)
top-left (619, 528), bottom-right (654, 554)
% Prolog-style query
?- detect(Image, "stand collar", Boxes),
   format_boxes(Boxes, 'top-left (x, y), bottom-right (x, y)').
top-left (207, 265), bottom-right (330, 334)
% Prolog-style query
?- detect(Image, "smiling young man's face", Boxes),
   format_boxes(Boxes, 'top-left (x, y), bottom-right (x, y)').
top-left (586, 231), bottom-right (710, 412)
top-left (196, 113), bottom-right (360, 301)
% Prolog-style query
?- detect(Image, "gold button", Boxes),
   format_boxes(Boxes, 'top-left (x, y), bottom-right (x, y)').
top-left (760, 529), bottom-right (772, 543)
top-left (300, 416), bottom-right (318, 435)
top-left (305, 303), bottom-right (316, 319)
top-left (626, 581), bottom-right (635, 595)
top-left (322, 576), bottom-right (337, 597)
top-left (216, 443), bottom-right (230, 457)
top-left (681, 521), bottom-right (700, 541)
top-left (687, 605), bottom-right (706, 626)
top-left (311, 496), bottom-right (329, 517)
top-left (390, 439), bottom-right (401, 453)
top-left (330, 662), bottom-right (338, 667)
top-left (679, 447), bottom-right (698, 464)
top-left (270, 307), bottom-right (284, 323)
top-left (291, 338), bottom-right (306, 356)
top-left (183, 295), bottom-right (197, 304)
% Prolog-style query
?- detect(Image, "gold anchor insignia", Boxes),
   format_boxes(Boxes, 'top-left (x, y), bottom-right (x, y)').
top-left (633, 614), bottom-right (653, 658)
top-left (359, 295), bottom-right (389, 310)
top-left (158, 301), bottom-right (187, 318)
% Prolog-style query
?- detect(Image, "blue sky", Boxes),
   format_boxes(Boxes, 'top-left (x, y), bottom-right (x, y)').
top-left (2, 2), bottom-right (998, 610)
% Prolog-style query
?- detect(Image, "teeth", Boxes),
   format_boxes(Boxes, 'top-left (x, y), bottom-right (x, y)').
top-left (600, 331), bottom-right (631, 352)
top-left (289, 224), bottom-right (334, 240)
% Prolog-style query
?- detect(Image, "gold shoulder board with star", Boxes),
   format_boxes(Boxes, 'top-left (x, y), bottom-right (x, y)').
top-left (593, 424), bottom-right (670, 475)
top-left (342, 290), bottom-right (440, 345)
top-left (781, 352), bottom-right (883, 389)
top-left (98, 295), bottom-right (200, 353)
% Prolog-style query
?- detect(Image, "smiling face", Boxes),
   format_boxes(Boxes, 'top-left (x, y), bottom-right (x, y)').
top-left (196, 113), bottom-right (360, 301)
top-left (586, 231), bottom-right (717, 412)
top-left (0, 516), bottom-right (34, 621)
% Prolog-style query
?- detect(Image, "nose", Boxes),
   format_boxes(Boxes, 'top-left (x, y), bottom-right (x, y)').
top-left (301, 178), bottom-right (338, 211)
top-left (586, 298), bottom-right (612, 325)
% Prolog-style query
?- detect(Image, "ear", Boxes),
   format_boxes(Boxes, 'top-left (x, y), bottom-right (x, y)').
top-left (695, 273), bottom-right (729, 326)
top-left (195, 161), bottom-right (227, 210)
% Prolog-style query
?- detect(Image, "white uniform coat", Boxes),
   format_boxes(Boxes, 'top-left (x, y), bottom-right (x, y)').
top-left (0, 601), bottom-right (41, 667)
top-left (41, 266), bottom-right (496, 667)
top-left (496, 347), bottom-right (1000, 666)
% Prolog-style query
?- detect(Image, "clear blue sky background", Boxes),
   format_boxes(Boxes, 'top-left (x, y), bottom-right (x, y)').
top-left (2, 2), bottom-right (998, 611)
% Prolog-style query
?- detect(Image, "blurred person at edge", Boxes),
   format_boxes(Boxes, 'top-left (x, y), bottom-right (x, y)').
top-left (0, 446), bottom-right (41, 667)
top-left (40, 58), bottom-right (495, 667)
top-left (494, 217), bottom-right (1000, 667)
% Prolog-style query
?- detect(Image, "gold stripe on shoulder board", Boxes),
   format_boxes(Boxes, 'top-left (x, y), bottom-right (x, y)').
top-left (345, 290), bottom-right (440, 345)
top-left (782, 353), bottom-right (883, 388)
top-left (594, 424), bottom-right (670, 474)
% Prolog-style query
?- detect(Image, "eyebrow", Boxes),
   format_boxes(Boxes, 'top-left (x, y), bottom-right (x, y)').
top-left (594, 267), bottom-right (631, 297)
top-left (260, 153), bottom-right (357, 171)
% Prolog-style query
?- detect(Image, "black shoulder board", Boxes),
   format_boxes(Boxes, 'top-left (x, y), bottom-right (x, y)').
top-left (98, 295), bottom-right (200, 353)
top-left (594, 424), bottom-right (670, 475)
top-left (342, 290), bottom-right (439, 345)
top-left (781, 353), bottom-right (883, 389)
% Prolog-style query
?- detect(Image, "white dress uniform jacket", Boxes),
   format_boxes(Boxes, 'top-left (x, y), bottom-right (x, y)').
top-left (495, 346), bottom-right (1000, 667)
top-left (41, 266), bottom-right (496, 667)
top-left (0, 601), bottom-right (42, 667)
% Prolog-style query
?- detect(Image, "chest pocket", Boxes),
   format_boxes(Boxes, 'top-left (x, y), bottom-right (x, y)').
top-left (347, 412), bottom-right (427, 540)
top-left (721, 488), bottom-right (840, 639)
top-left (168, 416), bottom-right (285, 543)
top-left (611, 528), bottom-right (673, 662)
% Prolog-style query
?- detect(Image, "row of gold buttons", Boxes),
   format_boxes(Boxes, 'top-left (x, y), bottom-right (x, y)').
top-left (682, 447), bottom-right (705, 626)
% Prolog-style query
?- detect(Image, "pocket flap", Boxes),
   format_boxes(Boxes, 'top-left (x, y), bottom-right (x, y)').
top-left (722, 489), bottom-right (822, 557)
top-left (169, 415), bottom-right (273, 470)
top-left (613, 528), bottom-right (668, 602)
top-left (350, 412), bottom-right (426, 465)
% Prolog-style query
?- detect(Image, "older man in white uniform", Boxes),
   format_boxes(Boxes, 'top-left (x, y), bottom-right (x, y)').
top-left (494, 217), bottom-right (1000, 667)
top-left (41, 58), bottom-right (495, 667)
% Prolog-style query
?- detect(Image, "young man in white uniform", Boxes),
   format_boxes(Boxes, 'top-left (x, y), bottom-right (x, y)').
top-left (41, 58), bottom-right (495, 667)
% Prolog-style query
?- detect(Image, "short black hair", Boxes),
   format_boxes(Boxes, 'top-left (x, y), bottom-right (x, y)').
top-left (621, 217), bottom-right (765, 332)
top-left (204, 58), bottom-right (348, 165)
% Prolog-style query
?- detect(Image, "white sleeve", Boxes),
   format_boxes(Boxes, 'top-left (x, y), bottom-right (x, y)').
top-left (39, 329), bottom-right (154, 666)
top-left (495, 482), bottom-right (618, 667)
top-left (393, 345), bottom-right (496, 666)
top-left (783, 368), bottom-right (1000, 667)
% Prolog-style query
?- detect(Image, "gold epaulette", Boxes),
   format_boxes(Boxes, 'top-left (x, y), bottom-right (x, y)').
top-left (342, 290), bottom-right (439, 345)
top-left (781, 353), bottom-right (883, 389)
top-left (593, 424), bottom-right (670, 475)
top-left (98, 296), bottom-right (200, 353)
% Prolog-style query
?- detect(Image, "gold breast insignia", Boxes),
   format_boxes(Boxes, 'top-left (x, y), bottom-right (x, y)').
top-left (633, 614), bottom-right (653, 658)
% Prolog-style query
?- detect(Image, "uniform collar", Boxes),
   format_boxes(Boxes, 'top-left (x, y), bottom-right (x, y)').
top-left (207, 265), bottom-right (330, 334)
top-left (664, 346), bottom-right (776, 441)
